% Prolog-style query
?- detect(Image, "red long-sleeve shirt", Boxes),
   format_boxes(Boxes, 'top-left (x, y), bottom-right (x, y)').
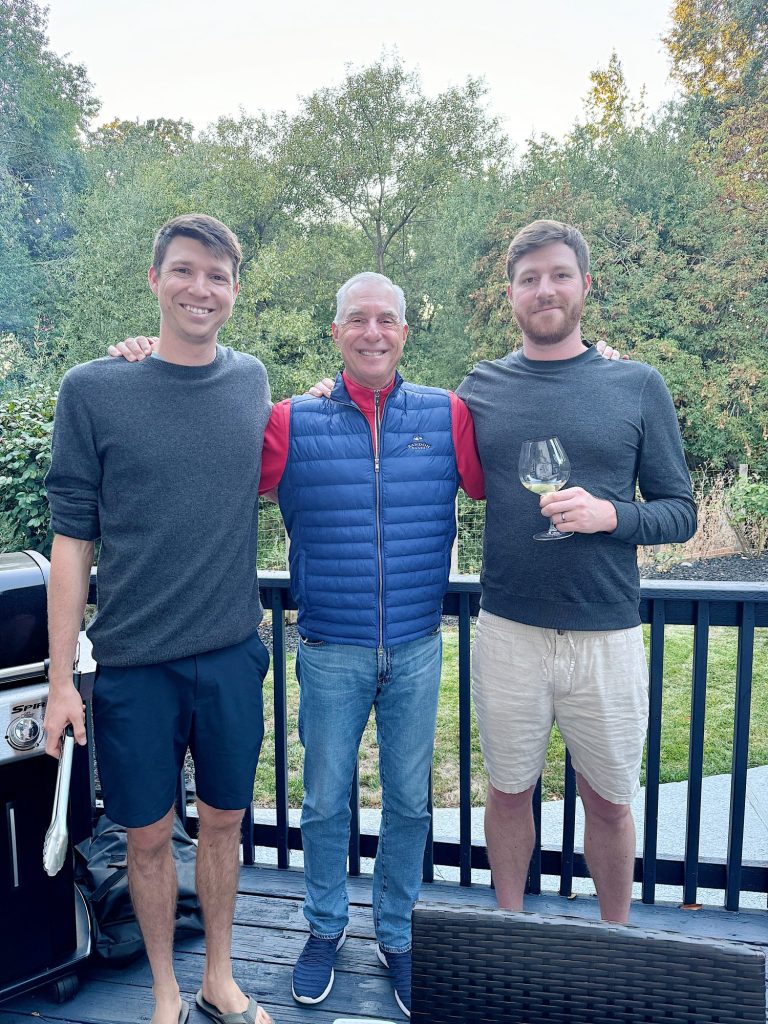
top-left (259, 372), bottom-right (485, 499)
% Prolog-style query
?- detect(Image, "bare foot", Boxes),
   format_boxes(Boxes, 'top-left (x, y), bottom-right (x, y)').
top-left (201, 977), bottom-right (247, 1015)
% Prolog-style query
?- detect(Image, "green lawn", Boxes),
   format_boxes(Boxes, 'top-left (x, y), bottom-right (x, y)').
top-left (253, 621), bottom-right (768, 808)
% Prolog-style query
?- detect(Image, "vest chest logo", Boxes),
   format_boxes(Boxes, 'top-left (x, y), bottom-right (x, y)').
top-left (406, 434), bottom-right (432, 451)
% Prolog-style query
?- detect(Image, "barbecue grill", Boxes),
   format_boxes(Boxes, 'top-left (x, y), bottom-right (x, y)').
top-left (0, 550), bottom-right (92, 1003)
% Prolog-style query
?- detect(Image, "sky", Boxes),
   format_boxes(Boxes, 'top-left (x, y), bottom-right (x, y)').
top-left (43, 0), bottom-right (680, 150)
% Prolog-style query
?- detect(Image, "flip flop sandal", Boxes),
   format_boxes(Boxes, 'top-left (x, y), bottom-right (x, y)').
top-left (195, 991), bottom-right (261, 1024)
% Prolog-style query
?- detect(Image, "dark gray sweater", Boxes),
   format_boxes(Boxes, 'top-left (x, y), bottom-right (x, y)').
top-left (46, 346), bottom-right (271, 666)
top-left (457, 346), bottom-right (697, 630)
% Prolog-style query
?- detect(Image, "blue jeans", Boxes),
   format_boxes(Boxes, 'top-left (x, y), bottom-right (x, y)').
top-left (297, 629), bottom-right (442, 952)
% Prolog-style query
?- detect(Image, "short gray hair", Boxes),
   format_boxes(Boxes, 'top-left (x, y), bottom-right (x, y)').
top-left (335, 272), bottom-right (407, 325)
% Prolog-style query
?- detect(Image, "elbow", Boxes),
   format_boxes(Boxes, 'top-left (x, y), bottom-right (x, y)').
top-left (677, 504), bottom-right (698, 544)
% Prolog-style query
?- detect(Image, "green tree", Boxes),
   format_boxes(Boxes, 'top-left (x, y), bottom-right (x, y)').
top-left (665, 0), bottom-right (768, 102)
top-left (402, 170), bottom-right (509, 388)
top-left (0, 0), bottom-right (97, 337)
top-left (195, 112), bottom-right (295, 255)
top-left (283, 55), bottom-right (504, 276)
top-left (0, 384), bottom-right (56, 554)
top-left (464, 90), bottom-right (768, 475)
top-left (581, 51), bottom-right (646, 141)
top-left (48, 124), bottom-right (193, 367)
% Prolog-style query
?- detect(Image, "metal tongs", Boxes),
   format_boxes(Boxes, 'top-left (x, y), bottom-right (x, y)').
top-left (43, 724), bottom-right (75, 876)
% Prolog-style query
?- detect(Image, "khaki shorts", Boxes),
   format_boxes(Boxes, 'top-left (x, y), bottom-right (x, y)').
top-left (472, 611), bottom-right (649, 805)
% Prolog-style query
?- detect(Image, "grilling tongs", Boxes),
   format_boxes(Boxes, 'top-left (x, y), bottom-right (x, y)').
top-left (43, 724), bottom-right (75, 876)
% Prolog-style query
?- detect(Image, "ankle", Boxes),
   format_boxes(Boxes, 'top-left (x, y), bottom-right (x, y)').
top-left (152, 983), bottom-right (181, 1005)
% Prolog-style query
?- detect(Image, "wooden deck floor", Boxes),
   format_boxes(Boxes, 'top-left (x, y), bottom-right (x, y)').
top-left (1, 864), bottom-right (765, 1023)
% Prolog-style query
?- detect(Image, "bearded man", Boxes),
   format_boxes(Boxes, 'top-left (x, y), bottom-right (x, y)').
top-left (456, 219), bottom-right (697, 924)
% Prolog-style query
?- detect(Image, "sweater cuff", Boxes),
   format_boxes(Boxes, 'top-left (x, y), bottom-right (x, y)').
top-left (608, 500), bottom-right (641, 541)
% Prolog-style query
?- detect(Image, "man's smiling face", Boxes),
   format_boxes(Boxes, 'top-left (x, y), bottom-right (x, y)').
top-left (148, 235), bottom-right (238, 348)
top-left (332, 280), bottom-right (408, 389)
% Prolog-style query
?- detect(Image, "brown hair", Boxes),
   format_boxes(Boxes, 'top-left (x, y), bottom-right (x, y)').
top-left (506, 219), bottom-right (590, 283)
top-left (152, 214), bottom-right (242, 281)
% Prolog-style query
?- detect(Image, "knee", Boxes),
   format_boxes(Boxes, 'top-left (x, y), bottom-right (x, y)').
top-left (382, 764), bottom-right (431, 819)
top-left (578, 777), bottom-right (632, 826)
top-left (488, 782), bottom-right (535, 814)
top-left (197, 800), bottom-right (245, 838)
top-left (127, 810), bottom-right (174, 859)
top-left (587, 798), bottom-right (632, 828)
top-left (303, 785), bottom-right (350, 822)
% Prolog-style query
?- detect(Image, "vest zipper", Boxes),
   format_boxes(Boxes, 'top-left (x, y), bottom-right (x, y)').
top-left (329, 381), bottom-right (388, 651)
top-left (374, 389), bottom-right (384, 653)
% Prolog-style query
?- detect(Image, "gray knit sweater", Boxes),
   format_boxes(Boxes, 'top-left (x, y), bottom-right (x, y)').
top-left (46, 346), bottom-right (271, 666)
top-left (457, 346), bottom-right (697, 630)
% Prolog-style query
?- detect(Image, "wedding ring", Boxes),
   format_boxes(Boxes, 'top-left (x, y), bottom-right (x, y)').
top-left (561, 512), bottom-right (567, 523)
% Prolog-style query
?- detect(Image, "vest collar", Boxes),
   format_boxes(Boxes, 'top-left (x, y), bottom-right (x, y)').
top-left (331, 370), bottom-right (403, 411)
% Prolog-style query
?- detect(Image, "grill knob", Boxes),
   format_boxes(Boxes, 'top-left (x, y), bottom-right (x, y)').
top-left (7, 716), bottom-right (43, 750)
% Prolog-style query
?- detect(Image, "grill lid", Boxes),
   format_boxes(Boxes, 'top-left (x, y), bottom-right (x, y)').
top-left (0, 551), bottom-right (50, 671)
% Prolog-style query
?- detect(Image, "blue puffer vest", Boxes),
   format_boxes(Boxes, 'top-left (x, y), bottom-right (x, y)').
top-left (278, 373), bottom-right (459, 648)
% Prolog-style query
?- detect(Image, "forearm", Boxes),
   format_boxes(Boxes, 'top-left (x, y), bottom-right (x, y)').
top-left (47, 534), bottom-right (94, 687)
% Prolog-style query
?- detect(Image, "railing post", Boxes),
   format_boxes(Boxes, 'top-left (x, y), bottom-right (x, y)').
top-left (527, 778), bottom-right (542, 896)
top-left (348, 764), bottom-right (361, 876)
top-left (271, 588), bottom-right (290, 869)
top-left (560, 752), bottom-right (577, 898)
top-left (423, 775), bottom-right (434, 883)
top-left (683, 600), bottom-right (709, 905)
top-left (642, 599), bottom-right (665, 904)
top-left (241, 803), bottom-right (255, 865)
top-left (175, 766), bottom-right (187, 831)
top-left (458, 591), bottom-right (473, 887)
top-left (726, 601), bottom-right (755, 911)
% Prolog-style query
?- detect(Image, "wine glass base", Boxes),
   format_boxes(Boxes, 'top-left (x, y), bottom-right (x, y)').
top-left (533, 530), bottom-right (573, 540)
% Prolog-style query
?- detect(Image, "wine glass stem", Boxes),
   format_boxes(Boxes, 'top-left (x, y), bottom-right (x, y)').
top-left (548, 521), bottom-right (561, 537)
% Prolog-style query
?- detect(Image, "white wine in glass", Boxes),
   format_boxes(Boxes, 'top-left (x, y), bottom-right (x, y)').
top-left (519, 437), bottom-right (573, 540)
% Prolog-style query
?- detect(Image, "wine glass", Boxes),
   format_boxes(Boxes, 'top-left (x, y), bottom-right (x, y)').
top-left (519, 437), bottom-right (573, 540)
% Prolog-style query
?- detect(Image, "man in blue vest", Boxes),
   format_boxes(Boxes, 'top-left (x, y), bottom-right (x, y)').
top-left (260, 273), bottom-right (484, 1018)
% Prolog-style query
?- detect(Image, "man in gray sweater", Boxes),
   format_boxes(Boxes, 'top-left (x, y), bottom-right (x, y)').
top-left (457, 219), bottom-right (697, 924)
top-left (44, 215), bottom-right (273, 1024)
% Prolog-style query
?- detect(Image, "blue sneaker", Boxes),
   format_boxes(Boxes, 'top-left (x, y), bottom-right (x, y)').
top-left (377, 945), bottom-right (412, 1018)
top-left (292, 929), bottom-right (346, 1004)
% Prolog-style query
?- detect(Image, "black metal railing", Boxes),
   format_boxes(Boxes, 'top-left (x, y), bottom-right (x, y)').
top-left (239, 572), bottom-right (768, 912)
top-left (87, 570), bottom-right (766, 912)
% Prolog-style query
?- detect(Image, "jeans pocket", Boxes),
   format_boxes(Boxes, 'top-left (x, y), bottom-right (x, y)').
top-left (299, 636), bottom-right (326, 649)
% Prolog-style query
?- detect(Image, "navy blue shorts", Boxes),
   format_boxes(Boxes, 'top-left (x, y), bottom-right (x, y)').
top-left (92, 632), bottom-right (269, 828)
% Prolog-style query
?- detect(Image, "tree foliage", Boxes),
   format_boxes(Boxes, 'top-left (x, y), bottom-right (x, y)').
top-left (0, 384), bottom-right (56, 554)
top-left (0, 4), bottom-right (765, 483)
top-left (0, 0), bottom-right (97, 336)
top-left (665, 0), bottom-right (768, 101)
top-left (283, 55), bottom-right (503, 275)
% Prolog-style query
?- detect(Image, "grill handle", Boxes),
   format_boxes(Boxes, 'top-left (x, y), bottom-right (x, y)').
top-left (0, 660), bottom-right (47, 686)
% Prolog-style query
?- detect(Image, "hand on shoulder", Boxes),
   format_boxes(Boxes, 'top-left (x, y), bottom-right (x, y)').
top-left (107, 337), bottom-right (157, 361)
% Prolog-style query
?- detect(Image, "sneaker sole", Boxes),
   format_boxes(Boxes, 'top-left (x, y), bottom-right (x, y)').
top-left (292, 970), bottom-right (334, 1005)
top-left (291, 929), bottom-right (347, 1005)
top-left (376, 946), bottom-right (411, 1018)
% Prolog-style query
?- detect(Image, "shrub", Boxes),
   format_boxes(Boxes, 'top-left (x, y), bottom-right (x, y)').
top-left (727, 475), bottom-right (768, 558)
top-left (0, 386), bottom-right (57, 556)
